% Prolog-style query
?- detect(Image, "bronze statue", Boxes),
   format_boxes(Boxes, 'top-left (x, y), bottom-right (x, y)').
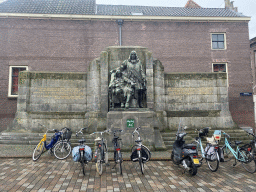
top-left (108, 50), bottom-right (146, 109)
top-left (121, 51), bottom-right (146, 108)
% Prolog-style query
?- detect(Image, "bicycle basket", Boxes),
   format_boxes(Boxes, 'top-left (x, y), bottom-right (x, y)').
top-left (63, 128), bottom-right (72, 140)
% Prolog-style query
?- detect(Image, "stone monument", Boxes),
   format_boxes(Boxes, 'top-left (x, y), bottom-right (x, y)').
top-left (8, 46), bottom-right (235, 151)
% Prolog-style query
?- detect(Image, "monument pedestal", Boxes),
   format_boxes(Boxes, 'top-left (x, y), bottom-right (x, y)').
top-left (107, 110), bottom-right (166, 151)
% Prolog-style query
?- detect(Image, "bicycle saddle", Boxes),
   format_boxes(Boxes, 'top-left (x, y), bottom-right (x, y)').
top-left (234, 141), bottom-right (243, 145)
top-left (135, 139), bottom-right (142, 143)
top-left (113, 136), bottom-right (121, 140)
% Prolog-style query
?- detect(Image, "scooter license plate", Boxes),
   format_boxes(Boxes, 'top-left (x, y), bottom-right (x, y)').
top-left (193, 159), bottom-right (200, 164)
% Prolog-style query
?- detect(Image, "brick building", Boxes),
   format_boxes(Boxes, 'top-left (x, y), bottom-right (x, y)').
top-left (0, 0), bottom-right (253, 132)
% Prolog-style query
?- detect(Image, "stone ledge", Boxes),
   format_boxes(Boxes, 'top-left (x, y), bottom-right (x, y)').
top-left (167, 110), bottom-right (221, 117)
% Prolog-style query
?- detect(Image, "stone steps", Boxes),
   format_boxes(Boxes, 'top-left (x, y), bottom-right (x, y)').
top-left (0, 132), bottom-right (97, 150)
top-left (161, 127), bottom-right (254, 150)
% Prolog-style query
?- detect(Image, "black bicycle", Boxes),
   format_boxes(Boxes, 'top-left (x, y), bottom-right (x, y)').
top-left (72, 128), bottom-right (93, 176)
top-left (92, 130), bottom-right (109, 176)
top-left (131, 127), bottom-right (151, 174)
top-left (111, 129), bottom-right (123, 175)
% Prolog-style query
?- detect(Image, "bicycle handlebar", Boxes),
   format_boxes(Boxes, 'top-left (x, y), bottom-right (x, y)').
top-left (91, 129), bottom-right (111, 136)
top-left (75, 127), bottom-right (87, 137)
top-left (132, 127), bottom-right (141, 137)
top-left (222, 131), bottom-right (230, 138)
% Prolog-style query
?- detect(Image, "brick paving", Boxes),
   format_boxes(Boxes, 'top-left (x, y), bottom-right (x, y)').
top-left (0, 157), bottom-right (255, 192)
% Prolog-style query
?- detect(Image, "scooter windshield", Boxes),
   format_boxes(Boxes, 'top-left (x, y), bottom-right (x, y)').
top-left (176, 119), bottom-right (186, 134)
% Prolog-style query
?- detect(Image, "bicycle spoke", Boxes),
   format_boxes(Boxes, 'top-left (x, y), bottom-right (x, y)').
top-left (96, 148), bottom-right (103, 175)
top-left (221, 145), bottom-right (233, 162)
top-left (240, 149), bottom-right (256, 173)
top-left (32, 142), bottom-right (44, 161)
top-left (207, 151), bottom-right (219, 172)
top-left (54, 141), bottom-right (71, 160)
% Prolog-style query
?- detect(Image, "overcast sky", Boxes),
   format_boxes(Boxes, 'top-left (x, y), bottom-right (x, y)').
top-left (97, 0), bottom-right (256, 39)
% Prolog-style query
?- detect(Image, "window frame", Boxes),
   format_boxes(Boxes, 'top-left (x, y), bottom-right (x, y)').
top-left (212, 63), bottom-right (228, 86)
top-left (8, 66), bottom-right (28, 98)
top-left (211, 33), bottom-right (226, 50)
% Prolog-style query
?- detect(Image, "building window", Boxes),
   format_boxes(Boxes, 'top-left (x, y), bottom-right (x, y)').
top-left (213, 64), bottom-right (226, 72)
top-left (211, 33), bottom-right (226, 50)
top-left (8, 66), bottom-right (28, 97)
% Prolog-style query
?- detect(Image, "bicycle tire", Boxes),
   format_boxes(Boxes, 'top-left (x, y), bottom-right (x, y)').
top-left (138, 151), bottom-right (144, 174)
top-left (206, 151), bottom-right (219, 172)
top-left (104, 143), bottom-right (108, 164)
top-left (240, 149), bottom-right (256, 173)
top-left (117, 151), bottom-right (122, 175)
top-left (81, 154), bottom-right (86, 176)
top-left (53, 141), bottom-right (71, 160)
top-left (32, 142), bottom-right (45, 161)
top-left (221, 145), bottom-right (233, 162)
top-left (96, 148), bottom-right (103, 175)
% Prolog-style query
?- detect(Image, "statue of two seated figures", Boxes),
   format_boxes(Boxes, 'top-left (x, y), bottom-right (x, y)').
top-left (109, 51), bottom-right (147, 109)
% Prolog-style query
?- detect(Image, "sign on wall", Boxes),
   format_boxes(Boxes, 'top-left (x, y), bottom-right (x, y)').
top-left (127, 119), bottom-right (135, 128)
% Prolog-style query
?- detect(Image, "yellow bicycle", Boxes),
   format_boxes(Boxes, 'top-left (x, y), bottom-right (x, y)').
top-left (32, 124), bottom-right (72, 161)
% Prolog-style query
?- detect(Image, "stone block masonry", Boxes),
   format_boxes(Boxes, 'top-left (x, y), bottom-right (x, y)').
top-left (8, 71), bottom-right (87, 132)
top-left (165, 72), bottom-right (234, 129)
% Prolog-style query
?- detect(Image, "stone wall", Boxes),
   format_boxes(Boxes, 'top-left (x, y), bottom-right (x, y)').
top-left (165, 72), bottom-right (234, 129)
top-left (9, 71), bottom-right (87, 132)
top-left (0, 18), bottom-right (253, 131)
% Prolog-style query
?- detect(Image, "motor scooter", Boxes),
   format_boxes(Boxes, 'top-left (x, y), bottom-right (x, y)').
top-left (171, 125), bottom-right (200, 176)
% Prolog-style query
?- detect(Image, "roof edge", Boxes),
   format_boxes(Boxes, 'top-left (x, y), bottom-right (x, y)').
top-left (0, 13), bottom-right (251, 21)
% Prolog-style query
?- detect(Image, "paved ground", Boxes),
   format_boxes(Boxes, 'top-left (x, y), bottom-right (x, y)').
top-left (0, 156), bottom-right (255, 192)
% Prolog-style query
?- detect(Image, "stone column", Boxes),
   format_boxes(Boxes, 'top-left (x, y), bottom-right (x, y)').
top-left (145, 52), bottom-right (154, 110)
top-left (8, 71), bottom-right (30, 131)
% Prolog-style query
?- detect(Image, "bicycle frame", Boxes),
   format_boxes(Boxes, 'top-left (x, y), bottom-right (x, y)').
top-left (93, 130), bottom-right (109, 162)
top-left (195, 137), bottom-right (206, 159)
top-left (223, 133), bottom-right (247, 162)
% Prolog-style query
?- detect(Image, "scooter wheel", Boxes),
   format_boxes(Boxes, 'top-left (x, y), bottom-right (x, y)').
top-left (189, 163), bottom-right (197, 176)
top-left (170, 151), bottom-right (174, 161)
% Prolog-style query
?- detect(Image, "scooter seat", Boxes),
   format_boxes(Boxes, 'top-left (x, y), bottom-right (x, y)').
top-left (183, 144), bottom-right (196, 149)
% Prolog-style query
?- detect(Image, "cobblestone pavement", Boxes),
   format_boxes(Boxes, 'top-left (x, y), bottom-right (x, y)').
top-left (0, 157), bottom-right (255, 192)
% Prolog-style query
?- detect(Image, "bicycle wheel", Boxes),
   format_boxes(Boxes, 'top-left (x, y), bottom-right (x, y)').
top-left (96, 148), bottom-right (103, 175)
top-left (206, 151), bottom-right (219, 172)
top-left (81, 154), bottom-right (86, 175)
top-left (240, 149), bottom-right (256, 173)
top-left (104, 143), bottom-right (108, 164)
top-left (53, 141), bottom-right (71, 160)
top-left (32, 142), bottom-right (45, 161)
top-left (138, 151), bottom-right (144, 174)
top-left (117, 151), bottom-right (122, 175)
top-left (221, 145), bottom-right (233, 162)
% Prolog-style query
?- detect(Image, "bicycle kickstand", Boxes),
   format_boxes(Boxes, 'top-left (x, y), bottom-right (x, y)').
top-left (233, 159), bottom-right (237, 167)
top-left (112, 163), bottom-right (117, 169)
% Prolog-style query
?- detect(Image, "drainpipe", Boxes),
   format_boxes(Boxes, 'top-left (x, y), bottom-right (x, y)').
top-left (116, 19), bottom-right (124, 46)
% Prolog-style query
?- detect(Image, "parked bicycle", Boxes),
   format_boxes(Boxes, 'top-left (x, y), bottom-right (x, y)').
top-left (244, 130), bottom-right (256, 159)
top-left (131, 127), bottom-right (151, 174)
top-left (53, 127), bottom-right (72, 160)
top-left (193, 127), bottom-right (220, 172)
top-left (92, 130), bottom-right (109, 176)
top-left (220, 131), bottom-right (256, 173)
top-left (111, 129), bottom-right (123, 175)
top-left (72, 128), bottom-right (92, 176)
top-left (32, 124), bottom-right (72, 161)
